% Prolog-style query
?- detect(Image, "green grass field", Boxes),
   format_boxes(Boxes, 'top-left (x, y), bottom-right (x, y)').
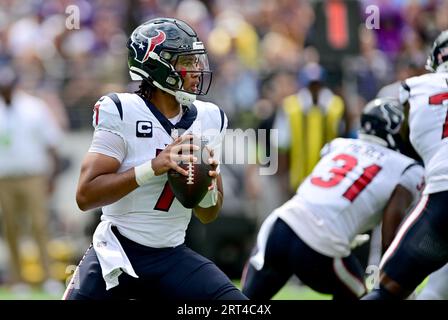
top-left (232, 280), bottom-right (331, 300)
top-left (0, 282), bottom-right (329, 300)
top-left (0, 279), bottom-right (427, 300)
top-left (0, 287), bottom-right (59, 300)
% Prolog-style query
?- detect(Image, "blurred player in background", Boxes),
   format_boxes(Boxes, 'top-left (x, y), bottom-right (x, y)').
top-left (63, 18), bottom-right (247, 300)
top-left (363, 30), bottom-right (448, 300)
top-left (241, 98), bottom-right (424, 300)
top-left (0, 63), bottom-right (63, 294)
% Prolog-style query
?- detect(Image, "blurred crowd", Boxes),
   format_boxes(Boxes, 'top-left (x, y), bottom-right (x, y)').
top-left (1, 0), bottom-right (448, 292)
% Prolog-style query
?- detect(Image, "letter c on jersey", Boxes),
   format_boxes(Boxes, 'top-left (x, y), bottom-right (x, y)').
top-left (136, 121), bottom-right (153, 138)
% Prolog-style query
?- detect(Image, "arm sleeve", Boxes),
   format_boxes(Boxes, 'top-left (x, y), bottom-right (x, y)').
top-left (88, 95), bottom-right (126, 162)
top-left (398, 163), bottom-right (425, 200)
top-left (88, 129), bottom-right (126, 163)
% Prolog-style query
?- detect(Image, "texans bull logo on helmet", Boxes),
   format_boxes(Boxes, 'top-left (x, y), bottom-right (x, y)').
top-left (130, 29), bottom-right (166, 64)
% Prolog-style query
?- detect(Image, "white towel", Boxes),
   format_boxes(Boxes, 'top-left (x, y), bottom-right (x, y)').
top-left (92, 220), bottom-right (139, 290)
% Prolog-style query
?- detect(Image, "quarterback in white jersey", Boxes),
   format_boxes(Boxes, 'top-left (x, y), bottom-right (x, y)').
top-left (242, 98), bottom-right (424, 300)
top-left (63, 18), bottom-right (247, 300)
top-left (364, 30), bottom-right (448, 300)
top-left (88, 93), bottom-right (226, 248)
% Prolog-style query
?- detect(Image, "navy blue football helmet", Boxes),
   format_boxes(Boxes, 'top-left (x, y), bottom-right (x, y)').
top-left (359, 98), bottom-right (405, 150)
top-left (426, 30), bottom-right (448, 72)
top-left (127, 18), bottom-right (212, 105)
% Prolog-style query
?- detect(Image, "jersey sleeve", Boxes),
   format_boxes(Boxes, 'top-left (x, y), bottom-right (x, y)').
top-left (92, 95), bottom-right (124, 139)
top-left (88, 129), bottom-right (126, 163)
top-left (398, 163), bottom-right (425, 200)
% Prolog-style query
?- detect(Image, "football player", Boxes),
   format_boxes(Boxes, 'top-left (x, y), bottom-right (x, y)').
top-left (363, 30), bottom-right (448, 300)
top-left (63, 18), bottom-right (247, 300)
top-left (241, 98), bottom-right (424, 300)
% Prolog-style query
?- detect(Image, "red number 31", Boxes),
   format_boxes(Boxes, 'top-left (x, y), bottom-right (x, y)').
top-left (311, 154), bottom-right (382, 202)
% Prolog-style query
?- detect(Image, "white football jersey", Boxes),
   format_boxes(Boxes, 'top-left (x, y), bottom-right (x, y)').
top-left (400, 72), bottom-right (448, 194)
top-left (90, 93), bottom-right (227, 248)
top-left (276, 138), bottom-right (424, 258)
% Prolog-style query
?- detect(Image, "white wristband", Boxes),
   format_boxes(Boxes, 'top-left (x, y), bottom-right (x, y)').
top-left (134, 161), bottom-right (155, 186)
top-left (198, 182), bottom-right (218, 208)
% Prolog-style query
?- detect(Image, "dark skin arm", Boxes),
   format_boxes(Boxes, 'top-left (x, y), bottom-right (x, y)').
top-left (381, 184), bottom-right (414, 253)
top-left (76, 153), bottom-right (138, 211)
top-left (377, 184), bottom-right (417, 299)
top-left (76, 135), bottom-right (196, 211)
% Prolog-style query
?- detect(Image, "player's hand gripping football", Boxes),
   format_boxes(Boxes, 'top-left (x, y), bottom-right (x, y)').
top-left (206, 147), bottom-right (219, 191)
top-left (151, 134), bottom-right (199, 176)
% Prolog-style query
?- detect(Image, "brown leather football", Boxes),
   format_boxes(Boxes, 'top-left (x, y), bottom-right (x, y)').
top-left (167, 140), bottom-right (212, 209)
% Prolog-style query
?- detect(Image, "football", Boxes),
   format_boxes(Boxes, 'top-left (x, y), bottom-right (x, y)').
top-left (167, 139), bottom-right (213, 209)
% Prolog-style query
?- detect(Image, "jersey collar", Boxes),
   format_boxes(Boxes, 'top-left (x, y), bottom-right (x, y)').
top-left (140, 96), bottom-right (198, 136)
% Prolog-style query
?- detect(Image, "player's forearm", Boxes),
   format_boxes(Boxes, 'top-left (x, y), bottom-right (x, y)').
top-left (193, 191), bottom-right (223, 224)
top-left (76, 168), bottom-right (139, 211)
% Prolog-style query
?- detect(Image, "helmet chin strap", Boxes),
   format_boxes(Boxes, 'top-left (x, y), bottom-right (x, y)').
top-left (175, 91), bottom-right (196, 105)
top-left (152, 81), bottom-right (197, 106)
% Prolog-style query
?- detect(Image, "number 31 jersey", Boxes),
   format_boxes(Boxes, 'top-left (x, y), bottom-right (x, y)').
top-left (400, 72), bottom-right (448, 194)
top-left (90, 93), bottom-right (227, 248)
top-left (276, 138), bottom-right (424, 258)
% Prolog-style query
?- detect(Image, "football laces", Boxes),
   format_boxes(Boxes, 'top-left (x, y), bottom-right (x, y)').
top-left (186, 161), bottom-right (194, 185)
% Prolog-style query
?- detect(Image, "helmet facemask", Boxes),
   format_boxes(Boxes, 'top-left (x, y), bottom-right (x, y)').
top-left (149, 49), bottom-right (212, 105)
top-left (170, 51), bottom-right (212, 97)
